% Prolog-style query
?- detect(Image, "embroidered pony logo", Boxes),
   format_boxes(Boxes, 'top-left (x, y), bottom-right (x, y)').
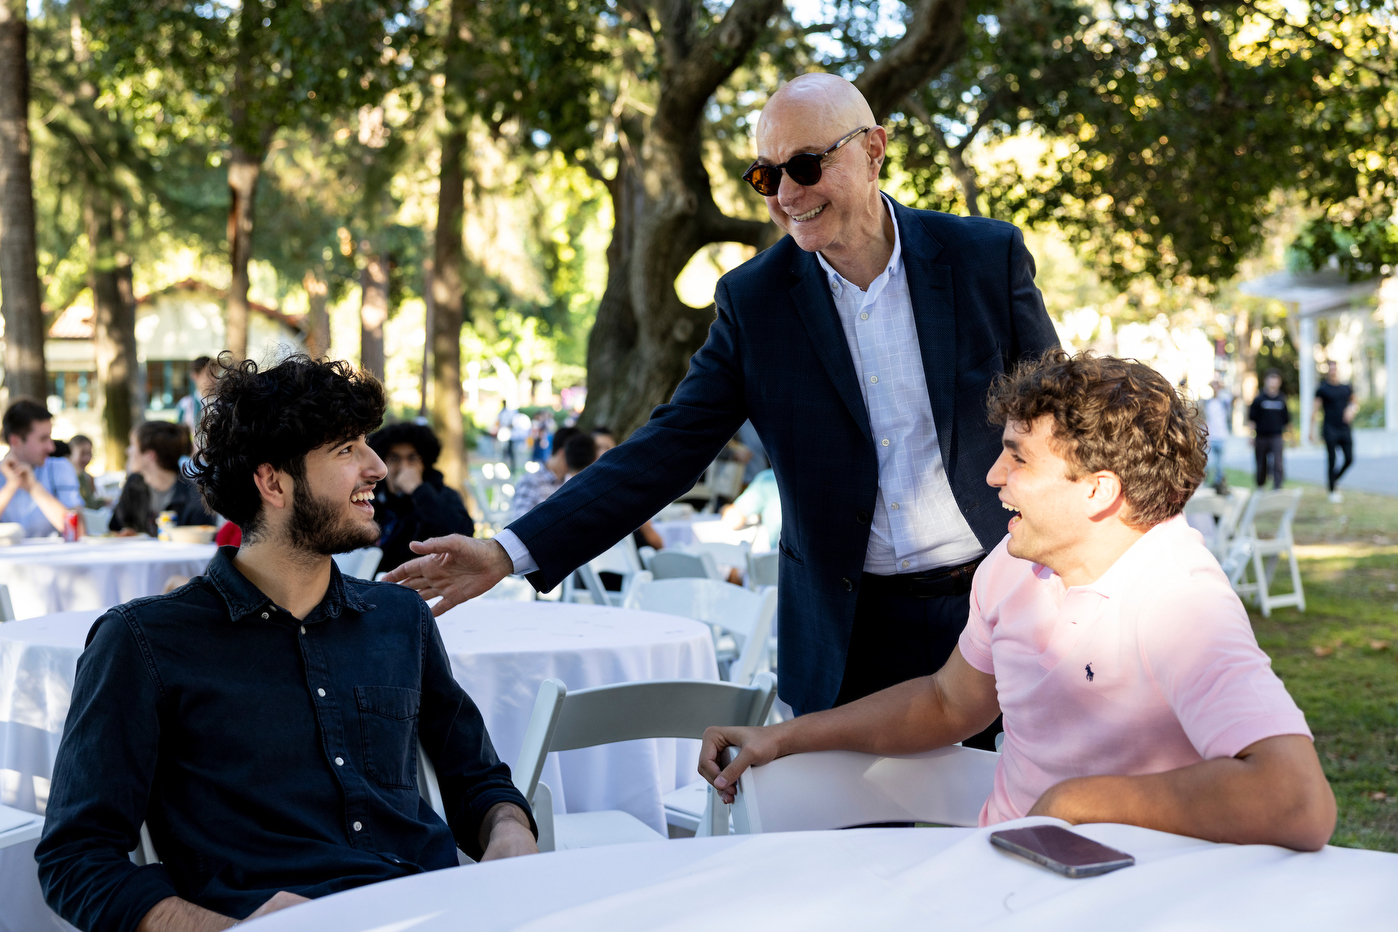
top-left (1085, 663), bottom-right (1095, 682)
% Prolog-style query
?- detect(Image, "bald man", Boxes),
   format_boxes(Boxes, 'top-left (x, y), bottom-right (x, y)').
top-left (388, 75), bottom-right (1059, 723)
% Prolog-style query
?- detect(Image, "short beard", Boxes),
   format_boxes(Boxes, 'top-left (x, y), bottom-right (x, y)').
top-left (287, 485), bottom-right (380, 556)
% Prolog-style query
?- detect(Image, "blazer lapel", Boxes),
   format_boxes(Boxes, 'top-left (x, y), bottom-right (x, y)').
top-left (788, 249), bottom-right (873, 442)
top-left (895, 201), bottom-right (956, 466)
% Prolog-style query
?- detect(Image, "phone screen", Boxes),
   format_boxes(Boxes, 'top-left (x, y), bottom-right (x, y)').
top-left (989, 825), bottom-right (1135, 878)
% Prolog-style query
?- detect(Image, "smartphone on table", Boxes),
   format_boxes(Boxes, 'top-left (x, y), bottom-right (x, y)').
top-left (989, 825), bottom-right (1135, 878)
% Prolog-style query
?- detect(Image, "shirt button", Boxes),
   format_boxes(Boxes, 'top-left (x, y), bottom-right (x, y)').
top-left (300, 625), bottom-right (306, 634)
top-left (260, 612), bottom-right (269, 619)
top-left (353, 821), bottom-right (362, 832)
top-left (335, 756), bottom-right (344, 766)
top-left (317, 688), bottom-right (326, 697)
top-left (881, 438), bottom-right (889, 447)
top-left (860, 312), bottom-right (869, 320)
top-left (869, 375), bottom-right (878, 384)
top-left (891, 502), bottom-right (900, 510)
top-left (903, 560), bottom-right (910, 569)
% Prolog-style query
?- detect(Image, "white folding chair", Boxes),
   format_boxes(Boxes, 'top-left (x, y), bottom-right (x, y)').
top-left (745, 552), bottom-right (779, 590)
top-left (0, 583), bottom-right (14, 622)
top-left (132, 740), bottom-right (447, 866)
top-left (472, 576), bottom-right (537, 601)
top-left (681, 541), bottom-right (751, 570)
top-left (332, 546), bottom-right (383, 580)
top-left (624, 578), bottom-right (777, 686)
top-left (0, 803), bottom-right (44, 849)
top-left (645, 549), bottom-right (724, 582)
top-left (730, 745), bottom-right (999, 834)
top-left (562, 539), bottom-right (646, 606)
top-left (1227, 488), bottom-right (1304, 616)
top-left (513, 673), bottom-right (777, 848)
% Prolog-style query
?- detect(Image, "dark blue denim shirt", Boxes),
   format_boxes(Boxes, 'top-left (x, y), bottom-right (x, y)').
top-left (36, 546), bottom-right (532, 932)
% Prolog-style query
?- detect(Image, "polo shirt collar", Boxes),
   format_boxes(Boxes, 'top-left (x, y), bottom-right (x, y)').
top-left (205, 545), bottom-right (374, 623)
top-left (1056, 514), bottom-right (1190, 601)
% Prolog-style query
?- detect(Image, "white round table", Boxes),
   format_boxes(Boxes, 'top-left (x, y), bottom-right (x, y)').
top-left (238, 819), bottom-right (1398, 932)
top-left (650, 516), bottom-right (761, 551)
top-left (436, 599), bottom-right (718, 834)
top-left (0, 540), bottom-right (217, 620)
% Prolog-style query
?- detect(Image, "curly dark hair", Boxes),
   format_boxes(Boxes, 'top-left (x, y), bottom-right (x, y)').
top-left (987, 350), bottom-right (1207, 529)
top-left (187, 354), bottom-right (386, 536)
top-left (366, 421), bottom-right (441, 473)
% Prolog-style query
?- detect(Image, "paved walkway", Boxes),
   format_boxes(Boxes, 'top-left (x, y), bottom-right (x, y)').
top-left (1224, 444), bottom-right (1398, 497)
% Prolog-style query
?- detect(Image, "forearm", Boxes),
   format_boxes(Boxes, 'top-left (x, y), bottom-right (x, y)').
top-left (137, 896), bottom-right (238, 932)
top-left (0, 482), bottom-right (19, 516)
top-left (773, 675), bottom-right (987, 759)
top-left (477, 802), bottom-right (536, 856)
top-left (29, 481), bottom-right (71, 532)
top-left (1031, 737), bottom-right (1335, 851)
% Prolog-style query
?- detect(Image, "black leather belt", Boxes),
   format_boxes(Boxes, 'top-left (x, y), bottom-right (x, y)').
top-left (861, 555), bottom-right (986, 600)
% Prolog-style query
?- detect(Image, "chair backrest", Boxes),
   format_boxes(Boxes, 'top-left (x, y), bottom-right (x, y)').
top-left (1183, 489), bottom-right (1228, 519)
top-left (681, 541), bottom-right (751, 569)
top-left (746, 552), bottom-right (779, 589)
top-left (513, 672), bottom-right (777, 803)
top-left (0, 583), bottom-right (14, 622)
top-left (590, 536), bottom-right (642, 575)
top-left (731, 745), bottom-right (999, 834)
top-left (646, 550), bottom-right (722, 581)
top-left (473, 576), bottom-right (537, 601)
top-left (1235, 488), bottom-right (1301, 543)
top-left (623, 578), bottom-right (776, 684)
top-left (332, 547), bottom-right (383, 580)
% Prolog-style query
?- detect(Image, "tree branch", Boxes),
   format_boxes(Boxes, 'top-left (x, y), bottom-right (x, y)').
top-left (654, 0), bottom-right (784, 140)
top-left (854, 0), bottom-right (970, 123)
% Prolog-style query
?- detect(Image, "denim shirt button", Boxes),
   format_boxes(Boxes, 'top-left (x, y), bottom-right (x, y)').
top-left (352, 821), bottom-right (362, 832)
top-left (335, 757), bottom-right (344, 766)
top-left (317, 688), bottom-right (326, 697)
top-left (300, 625), bottom-right (306, 634)
top-left (260, 612), bottom-right (269, 619)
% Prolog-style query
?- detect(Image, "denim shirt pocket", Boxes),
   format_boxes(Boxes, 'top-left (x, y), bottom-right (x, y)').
top-left (355, 685), bottom-right (421, 789)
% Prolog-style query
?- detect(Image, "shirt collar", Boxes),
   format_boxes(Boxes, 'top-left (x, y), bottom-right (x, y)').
top-left (815, 192), bottom-right (903, 293)
top-left (204, 545), bottom-right (374, 624)
top-left (1042, 514), bottom-right (1190, 601)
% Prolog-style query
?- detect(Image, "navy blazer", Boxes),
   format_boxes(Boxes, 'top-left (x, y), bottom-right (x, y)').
top-left (510, 198), bottom-right (1060, 712)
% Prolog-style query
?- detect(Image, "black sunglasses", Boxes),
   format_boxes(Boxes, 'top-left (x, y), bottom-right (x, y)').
top-left (742, 126), bottom-right (871, 197)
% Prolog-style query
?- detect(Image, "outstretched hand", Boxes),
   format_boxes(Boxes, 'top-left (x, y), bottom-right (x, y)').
top-left (381, 535), bottom-right (514, 615)
top-left (698, 724), bottom-right (783, 805)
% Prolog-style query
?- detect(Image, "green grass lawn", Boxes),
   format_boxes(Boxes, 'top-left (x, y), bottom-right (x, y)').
top-left (1222, 470), bottom-right (1398, 850)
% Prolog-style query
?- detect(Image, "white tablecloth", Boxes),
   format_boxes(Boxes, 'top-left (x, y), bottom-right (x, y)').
top-left (0, 540), bottom-right (216, 620)
top-left (240, 818), bottom-right (1398, 931)
top-left (0, 601), bottom-right (717, 930)
top-left (436, 600), bottom-right (718, 834)
top-left (650, 517), bottom-right (761, 551)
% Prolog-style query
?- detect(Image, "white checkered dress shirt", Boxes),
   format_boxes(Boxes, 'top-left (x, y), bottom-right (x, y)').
top-left (815, 195), bottom-right (985, 574)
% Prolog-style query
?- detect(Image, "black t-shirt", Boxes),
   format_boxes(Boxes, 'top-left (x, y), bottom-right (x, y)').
top-left (1248, 392), bottom-right (1291, 436)
top-left (1315, 381), bottom-right (1354, 432)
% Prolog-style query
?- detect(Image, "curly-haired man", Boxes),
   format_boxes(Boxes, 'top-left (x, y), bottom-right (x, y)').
top-left (37, 356), bottom-right (536, 932)
top-left (698, 351), bottom-right (1336, 851)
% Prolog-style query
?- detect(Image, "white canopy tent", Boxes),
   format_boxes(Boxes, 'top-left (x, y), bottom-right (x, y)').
top-left (1237, 270), bottom-right (1395, 444)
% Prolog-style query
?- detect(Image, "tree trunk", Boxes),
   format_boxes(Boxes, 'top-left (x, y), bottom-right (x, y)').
top-left (359, 252), bottom-right (388, 380)
top-left (431, 128), bottom-right (466, 490)
top-left (87, 190), bottom-right (138, 470)
top-left (225, 150), bottom-right (259, 361)
top-left (303, 268), bottom-right (330, 358)
top-left (0, 0), bottom-right (47, 402)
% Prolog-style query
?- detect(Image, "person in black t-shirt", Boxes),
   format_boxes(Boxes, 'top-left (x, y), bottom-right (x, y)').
top-left (1310, 361), bottom-right (1357, 503)
top-left (1248, 369), bottom-right (1290, 490)
top-left (366, 422), bottom-right (474, 573)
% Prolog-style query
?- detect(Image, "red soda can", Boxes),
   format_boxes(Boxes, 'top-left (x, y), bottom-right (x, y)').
top-left (63, 511), bottom-right (81, 542)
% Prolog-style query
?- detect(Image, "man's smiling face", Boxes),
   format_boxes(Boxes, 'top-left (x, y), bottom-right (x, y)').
top-left (986, 417), bottom-right (1095, 569)
top-left (754, 82), bottom-right (885, 257)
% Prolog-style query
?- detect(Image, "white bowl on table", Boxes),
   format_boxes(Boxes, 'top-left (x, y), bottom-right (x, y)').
top-left (167, 525), bottom-right (216, 544)
top-left (0, 523), bottom-right (24, 546)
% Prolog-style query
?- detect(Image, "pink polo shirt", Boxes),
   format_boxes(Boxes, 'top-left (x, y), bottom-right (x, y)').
top-left (958, 514), bottom-right (1311, 826)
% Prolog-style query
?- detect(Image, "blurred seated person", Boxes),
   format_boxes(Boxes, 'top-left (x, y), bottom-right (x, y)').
top-left (590, 426), bottom-right (616, 454)
top-left (0, 398), bottom-right (84, 537)
top-left (699, 352), bottom-right (1336, 852)
top-left (507, 425), bottom-right (580, 525)
top-left (366, 421), bottom-right (474, 573)
top-left (721, 467), bottom-right (781, 551)
top-left (67, 433), bottom-right (108, 508)
top-left (110, 421), bottom-right (214, 536)
top-left (37, 356), bottom-right (536, 932)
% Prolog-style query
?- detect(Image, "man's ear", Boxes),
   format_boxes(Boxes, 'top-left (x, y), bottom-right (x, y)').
top-left (1083, 470), bottom-right (1126, 522)
top-left (866, 126), bottom-right (888, 178)
top-left (251, 463), bottom-right (291, 512)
